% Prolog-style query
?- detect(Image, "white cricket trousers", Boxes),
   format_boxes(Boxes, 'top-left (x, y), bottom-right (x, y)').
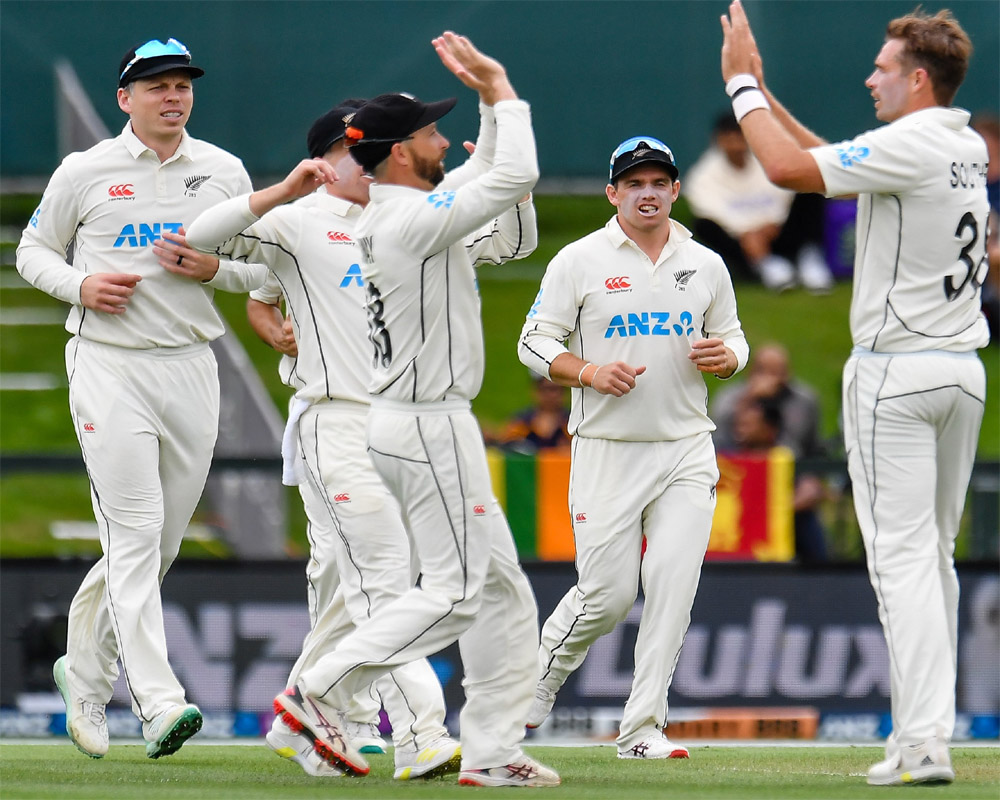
top-left (63, 337), bottom-right (218, 726)
top-left (537, 433), bottom-right (718, 750)
top-left (843, 349), bottom-right (985, 748)
top-left (289, 402), bottom-right (449, 751)
top-left (299, 399), bottom-right (539, 769)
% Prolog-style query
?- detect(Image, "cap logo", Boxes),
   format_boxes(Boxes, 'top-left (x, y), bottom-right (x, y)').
top-left (342, 112), bottom-right (355, 124)
top-left (631, 147), bottom-right (653, 160)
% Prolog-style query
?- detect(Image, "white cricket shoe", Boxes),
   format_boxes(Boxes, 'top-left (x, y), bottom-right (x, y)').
top-left (52, 656), bottom-right (108, 758)
top-left (343, 719), bottom-right (386, 754)
top-left (458, 754), bottom-right (561, 787)
top-left (144, 703), bottom-right (203, 758)
top-left (394, 735), bottom-right (461, 780)
top-left (758, 254), bottom-right (797, 292)
top-left (867, 738), bottom-right (954, 786)
top-left (273, 685), bottom-right (369, 776)
top-left (525, 685), bottom-right (556, 729)
top-left (618, 735), bottom-right (690, 760)
top-left (266, 715), bottom-right (344, 777)
top-left (797, 244), bottom-right (834, 294)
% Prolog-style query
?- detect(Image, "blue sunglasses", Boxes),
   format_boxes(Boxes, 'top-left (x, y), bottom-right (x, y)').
top-left (120, 38), bottom-right (192, 82)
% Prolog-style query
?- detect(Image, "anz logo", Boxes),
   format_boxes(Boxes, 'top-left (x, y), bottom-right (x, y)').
top-left (836, 145), bottom-right (870, 168)
top-left (427, 190), bottom-right (456, 209)
top-left (605, 310), bottom-right (694, 339)
top-left (113, 222), bottom-right (182, 248)
top-left (339, 263), bottom-right (364, 288)
top-left (527, 288), bottom-right (543, 318)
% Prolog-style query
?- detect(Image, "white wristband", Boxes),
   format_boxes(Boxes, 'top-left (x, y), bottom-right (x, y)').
top-left (725, 73), bottom-right (759, 97)
top-left (731, 88), bottom-right (770, 122)
top-left (577, 362), bottom-right (592, 388)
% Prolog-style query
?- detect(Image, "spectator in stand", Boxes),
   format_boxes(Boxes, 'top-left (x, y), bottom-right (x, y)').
top-left (496, 375), bottom-right (572, 455)
top-left (685, 111), bottom-right (833, 293)
top-left (712, 343), bottom-right (829, 562)
top-left (971, 113), bottom-right (999, 341)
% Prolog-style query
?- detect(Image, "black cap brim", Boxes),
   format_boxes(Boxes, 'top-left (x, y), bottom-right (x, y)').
top-left (609, 151), bottom-right (679, 184)
top-left (120, 58), bottom-right (204, 88)
top-left (413, 97), bottom-right (457, 133)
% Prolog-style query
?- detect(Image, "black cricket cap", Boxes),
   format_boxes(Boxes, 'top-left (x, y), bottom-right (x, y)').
top-left (306, 98), bottom-right (367, 158)
top-left (345, 92), bottom-right (457, 173)
top-left (118, 37), bottom-right (204, 88)
top-left (608, 136), bottom-right (679, 184)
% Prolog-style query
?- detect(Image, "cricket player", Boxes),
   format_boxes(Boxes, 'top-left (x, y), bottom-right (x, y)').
top-left (187, 100), bottom-right (463, 781)
top-left (271, 32), bottom-right (560, 787)
top-left (16, 38), bottom-right (267, 759)
top-left (517, 135), bottom-right (749, 759)
top-left (721, 1), bottom-right (990, 784)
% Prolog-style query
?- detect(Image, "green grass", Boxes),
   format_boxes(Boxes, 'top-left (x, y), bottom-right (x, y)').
top-left (0, 744), bottom-right (997, 800)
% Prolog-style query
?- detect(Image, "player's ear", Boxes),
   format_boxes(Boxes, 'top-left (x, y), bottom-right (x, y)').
top-left (117, 87), bottom-right (132, 114)
top-left (390, 140), bottom-right (410, 168)
top-left (605, 182), bottom-right (619, 208)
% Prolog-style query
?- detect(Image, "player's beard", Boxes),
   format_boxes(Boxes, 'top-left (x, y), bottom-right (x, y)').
top-left (412, 152), bottom-right (445, 187)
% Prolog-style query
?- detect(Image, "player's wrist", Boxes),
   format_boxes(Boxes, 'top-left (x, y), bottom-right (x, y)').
top-left (726, 73), bottom-right (770, 122)
top-left (577, 362), bottom-right (593, 388)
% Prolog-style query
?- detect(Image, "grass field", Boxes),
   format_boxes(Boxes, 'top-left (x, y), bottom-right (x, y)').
top-left (1, 743), bottom-right (998, 800)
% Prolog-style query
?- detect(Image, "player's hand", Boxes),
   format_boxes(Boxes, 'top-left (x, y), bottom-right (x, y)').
top-left (689, 338), bottom-right (737, 377)
top-left (720, 0), bottom-right (761, 81)
top-left (79, 272), bottom-right (141, 314)
top-left (432, 31), bottom-right (516, 105)
top-left (589, 361), bottom-right (646, 397)
top-left (280, 159), bottom-right (338, 201)
top-left (272, 315), bottom-right (298, 357)
top-left (155, 228), bottom-right (220, 282)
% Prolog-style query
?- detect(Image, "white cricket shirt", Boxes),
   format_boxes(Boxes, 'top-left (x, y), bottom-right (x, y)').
top-left (17, 123), bottom-right (264, 349)
top-left (188, 190), bottom-right (372, 404)
top-left (810, 107), bottom-right (991, 353)
top-left (518, 217), bottom-right (749, 442)
top-left (356, 99), bottom-right (539, 403)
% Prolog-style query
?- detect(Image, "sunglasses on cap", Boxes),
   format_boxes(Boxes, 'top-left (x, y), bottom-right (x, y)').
top-left (609, 135), bottom-right (678, 183)
top-left (120, 38), bottom-right (192, 82)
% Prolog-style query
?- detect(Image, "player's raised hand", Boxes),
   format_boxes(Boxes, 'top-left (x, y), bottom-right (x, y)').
top-left (588, 361), bottom-right (647, 397)
top-left (278, 159), bottom-right (338, 201)
top-left (720, 0), bottom-right (761, 81)
top-left (249, 159), bottom-right (338, 217)
top-left (80, 272), bottom-right (141, 314)
top-left (155, 228), bottom-right (221, 282)
top-left (432, 32), bottom-right (516, 105)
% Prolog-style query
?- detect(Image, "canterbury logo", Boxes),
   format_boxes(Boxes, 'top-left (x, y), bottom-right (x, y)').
top-left (327, 231), bottom-right (352, 242)
top-left (333, 493), bottom-right (350, 503)
top-left (184, 175), bottom-right (211, 192)
top-left (605, 276), bottom-right (631, 290)
top-left (83, 423), bottom-right (96, 433)
top-left (473, 504), bottom-right (486, 515)
top-left (575, 512), bottom-right (587, 522)
top-left (107, 184), bottom-right (134, 197)
top-left (673, 269), bottom-right (696, 289)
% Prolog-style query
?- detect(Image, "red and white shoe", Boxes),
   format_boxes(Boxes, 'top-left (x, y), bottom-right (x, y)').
top-left (459, 754), bottom-right (560, 787)
top-left (273, 685), bottom-right (369, 776)
top-left (618, 736), bottom-right (689, 760)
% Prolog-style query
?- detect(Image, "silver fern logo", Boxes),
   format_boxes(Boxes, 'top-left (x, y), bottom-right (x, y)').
top-left (184, 174), bottom-right (211, 197)
top-left (673, 269), bottom-right (696, 290)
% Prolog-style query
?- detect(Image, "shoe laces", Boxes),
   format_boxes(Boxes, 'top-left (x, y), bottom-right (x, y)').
top-left (80, 701), bottom-right (106, 726)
